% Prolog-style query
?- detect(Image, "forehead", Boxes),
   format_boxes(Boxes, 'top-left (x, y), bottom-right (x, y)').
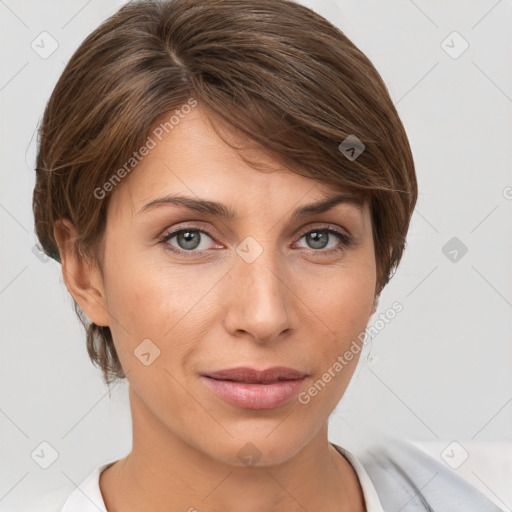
top-left (107, 106), bottom-right (369, 225)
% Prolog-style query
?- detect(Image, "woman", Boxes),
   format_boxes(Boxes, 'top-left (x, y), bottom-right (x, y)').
top-left (33, 0), bottom-right (501, 510)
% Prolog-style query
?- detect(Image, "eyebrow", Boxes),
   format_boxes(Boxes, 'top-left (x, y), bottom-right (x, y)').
top-left (137, 192), bottom-right (365, 220)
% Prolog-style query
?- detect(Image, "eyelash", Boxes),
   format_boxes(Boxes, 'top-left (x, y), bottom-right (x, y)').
top-left (158, 224), bottom-right (355, 258)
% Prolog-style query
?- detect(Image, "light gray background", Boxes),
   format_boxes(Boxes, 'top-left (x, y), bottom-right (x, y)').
top-left (1, 1), bottom-right (511, 511)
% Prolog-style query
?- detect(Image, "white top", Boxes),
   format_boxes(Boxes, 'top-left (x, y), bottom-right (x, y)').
top-left (48, 445), bottom-right (384, 511)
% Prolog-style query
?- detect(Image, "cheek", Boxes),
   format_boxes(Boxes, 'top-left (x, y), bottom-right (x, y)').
top-left (100, 242), bottom-right (172, 348)
top-left (315, 259), bottom-right (376, 336)
top-left (102, 245), bottom-right (217, 363)
top-left (304, 260), bottom-right (375, 403)
top-left (105, 268), bottom-right (181, 341)
top-left (308, 268), bottom-right (375, 405)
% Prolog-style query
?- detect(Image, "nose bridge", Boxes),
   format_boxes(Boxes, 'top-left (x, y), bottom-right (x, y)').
top-left (225, 235), bottom-right (291, 341)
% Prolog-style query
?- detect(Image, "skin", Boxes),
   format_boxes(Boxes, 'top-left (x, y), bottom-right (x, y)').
top-left (55, 105), bottom-right (378, 512)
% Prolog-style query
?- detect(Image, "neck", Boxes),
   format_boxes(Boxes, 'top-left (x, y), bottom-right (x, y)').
top-left (99, 386), bottom-right (366, 512)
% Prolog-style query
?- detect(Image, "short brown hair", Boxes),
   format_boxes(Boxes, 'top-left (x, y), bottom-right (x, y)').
top-left (33, 0), bottom-right (417, 387)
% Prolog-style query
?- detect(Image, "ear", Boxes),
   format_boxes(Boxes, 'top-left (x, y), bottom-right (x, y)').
top-left (53, 218), bottom-right (110, 327)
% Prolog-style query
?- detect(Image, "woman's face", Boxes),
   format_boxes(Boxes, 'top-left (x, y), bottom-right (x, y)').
top-left (94, 106), bottom-right (377, 466)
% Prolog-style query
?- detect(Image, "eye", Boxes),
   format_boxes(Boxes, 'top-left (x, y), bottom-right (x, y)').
top-left (294, 226), bottom-right (354, 255)
top-left (159, 227), bottom-right (218, 256)
top-left (159, 224), bottom-right (355, 258)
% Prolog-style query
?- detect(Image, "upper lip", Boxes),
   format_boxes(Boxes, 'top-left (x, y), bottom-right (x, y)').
top-left (202, 366), bottom-right (308, 383)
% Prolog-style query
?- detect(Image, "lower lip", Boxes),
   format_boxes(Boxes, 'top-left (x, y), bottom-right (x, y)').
top-left (200, 376), bottom-right (306, 409)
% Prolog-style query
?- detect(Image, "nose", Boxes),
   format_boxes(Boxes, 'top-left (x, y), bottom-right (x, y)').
top-left (223, 244), bottom-right (292, 344)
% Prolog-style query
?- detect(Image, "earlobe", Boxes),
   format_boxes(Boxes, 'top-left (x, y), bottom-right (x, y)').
top-left (53, 219), bottom-right (110, 327)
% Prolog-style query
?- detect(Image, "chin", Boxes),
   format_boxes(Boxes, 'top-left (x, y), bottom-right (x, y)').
top-left (204, 432), bottom-right (307, 468)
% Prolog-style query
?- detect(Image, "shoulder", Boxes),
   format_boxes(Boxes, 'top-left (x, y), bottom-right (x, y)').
top-left (37, 459), bottom-right (117, 512)
top-left (353, 437), bottom-right (505, 511)
top-left (60, 460), bottom-right (115, 512)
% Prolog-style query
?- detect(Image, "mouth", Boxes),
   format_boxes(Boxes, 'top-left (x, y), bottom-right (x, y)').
top-left (199, 366), bottom-right (308, 409)
top-left (202, 366), bottom-right (308, 384)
